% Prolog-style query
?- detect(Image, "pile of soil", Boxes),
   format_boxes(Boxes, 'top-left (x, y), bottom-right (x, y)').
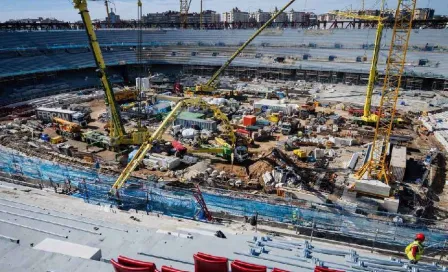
top-left (248, 160), bottom-right (274, 181)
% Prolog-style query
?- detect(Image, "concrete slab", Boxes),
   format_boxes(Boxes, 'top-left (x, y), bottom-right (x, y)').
top-left (381, 198), bottom-right (400, 213)
top-left (354, 179), bottom-right (391, 198)
top-left (34, 238), bottom-right (102, 261)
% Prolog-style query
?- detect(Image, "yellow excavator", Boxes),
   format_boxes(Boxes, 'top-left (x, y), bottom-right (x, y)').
top-left (73, 0), bottom-right (148, 148)
top-left (187, 0), bottom-right (296, 95)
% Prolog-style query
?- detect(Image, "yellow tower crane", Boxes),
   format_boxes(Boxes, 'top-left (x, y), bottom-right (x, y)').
top-left (335, 0), bottom-right (387, 124)
top-left (355, 0), bottom-right (417, 184)
top-left (73, 0), bottom-right (148, 148)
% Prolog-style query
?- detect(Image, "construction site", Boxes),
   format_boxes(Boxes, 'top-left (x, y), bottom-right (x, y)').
top-left (0, 0), bottom-right (448, 271)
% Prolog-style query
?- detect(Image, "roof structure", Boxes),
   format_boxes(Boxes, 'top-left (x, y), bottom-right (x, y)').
top-left (0, 29), bottom-right (446, 79)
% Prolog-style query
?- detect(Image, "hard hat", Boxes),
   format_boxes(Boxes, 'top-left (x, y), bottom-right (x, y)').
top-left (415, 233), bottom-right (425, 241)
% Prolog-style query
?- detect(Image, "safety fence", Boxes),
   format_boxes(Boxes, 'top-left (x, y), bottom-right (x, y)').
top-left (0, 145), bottom-right (446, 248)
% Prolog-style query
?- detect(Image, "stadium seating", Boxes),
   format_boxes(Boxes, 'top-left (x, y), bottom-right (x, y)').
top-left (193, 252), bottom-right (228, 272)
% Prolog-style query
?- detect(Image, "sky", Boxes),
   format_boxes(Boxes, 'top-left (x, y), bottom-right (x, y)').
top-left (0, 0), bottom-right (447, 22)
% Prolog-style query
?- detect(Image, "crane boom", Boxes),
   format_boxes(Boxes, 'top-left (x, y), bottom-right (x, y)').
top-left (195, 0), bottom-right (296, 92)
top-left (110, 98), bottom-right (237, 193)
top-left (355, 0), bottom-right (417, 184)
top-left (73, 0), bottom-right (126, 140)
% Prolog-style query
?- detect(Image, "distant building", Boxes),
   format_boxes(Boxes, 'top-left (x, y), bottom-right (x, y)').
top-left (143, 10), bottom-right (219, 25)
top-left (271, 7), bottom-right (288, 23)
top-left (201, 10), bottom-right (221, 24)
top-left (414, 8), bottom-right (435, 20)
top-left (287, 9), bottom-right (306, 23)
top-left (7, 17), bottom-right (64, 24)
top-left (222, 7), bottom-right (250, 23)
top-left (251, 9), bottom-right (271, 23)
top-left (143, 11), bottom-right (180, 24)
top-left (318, 13), bottom-right (337, 21)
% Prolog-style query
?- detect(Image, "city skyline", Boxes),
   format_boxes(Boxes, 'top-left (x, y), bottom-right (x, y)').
top-left (1, 0), bottom-right (446, 23)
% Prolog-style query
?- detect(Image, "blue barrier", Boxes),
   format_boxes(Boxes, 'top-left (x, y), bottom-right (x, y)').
top-left (0, 146), bottom-right (446, 248)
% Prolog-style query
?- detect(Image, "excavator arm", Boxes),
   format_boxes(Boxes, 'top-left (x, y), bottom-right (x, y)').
top-left (73, 0), bottom-right (126, 139)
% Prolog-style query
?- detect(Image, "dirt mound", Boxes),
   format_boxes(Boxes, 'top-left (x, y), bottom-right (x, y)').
top-left (248, 159), bottom-right (274, 181)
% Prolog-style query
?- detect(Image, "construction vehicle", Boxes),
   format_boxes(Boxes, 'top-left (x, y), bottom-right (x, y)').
top-left (234, 128), bottom-right (256, 147)
top-left (53, 117), bottom-right (82, 140)
top-left (281, 120), bottom-right (300, 135)
top-left (301, 101), bottom-right (319, 113)
top-left (50, 136), bottom-right (65, 144)
top-left (355, 0), bottom-right (417, 185)
top-left (186, 0), bottom-right (295, 96)
top-left (267, 113), bottom-right (280, 123)
top-left (110, 97), bottom-right (242, 194)
top-left (114, 89), bottom-right (138, 103)
top-left (335, 2), bottom-right (387, 124)
top-left (190, 141), bottom-right (249, 163)
top-left (73, 0), bottom-right (148, 148)
top-left (293, 149), bottom-right (307, 160)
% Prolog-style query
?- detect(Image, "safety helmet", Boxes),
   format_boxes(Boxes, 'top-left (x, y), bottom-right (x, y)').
top-left (415, 233), bottom-right (425, 241)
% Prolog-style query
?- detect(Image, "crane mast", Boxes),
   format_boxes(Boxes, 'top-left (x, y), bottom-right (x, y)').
top-left (355, 0), bottom-right (417, 184)
top-left (73, 0), bottom-right (126, 142)
top-left (335, 0), bottom-right (386, 123)
top-left (180, 0), bottom-right (192, 28)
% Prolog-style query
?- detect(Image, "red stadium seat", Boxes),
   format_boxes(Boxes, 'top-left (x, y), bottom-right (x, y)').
top-left (117, 256), bottom-right (157, 272)
top-left (111, 259), bottom-right (153, 272)
top-left (196, 252), bottom-right (228, 262)
top-left (193, 253), bottom-right (228, 272)
top-left (272, 269), bottom-right (290, 272)
top-left (160, 266), bottom-right (187, 272)
top-left (231, 260), bottom-right (267, 272)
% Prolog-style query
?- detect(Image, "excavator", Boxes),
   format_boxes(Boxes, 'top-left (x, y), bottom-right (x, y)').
top-left (185, 0), bottom-right (296, 96)
top-left (53, 117), bottom-right (82, 140)
top-left (73, 0), bottom-right (148, 149)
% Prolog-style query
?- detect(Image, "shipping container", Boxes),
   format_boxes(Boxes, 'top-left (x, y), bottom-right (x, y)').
top-left (243, 115), bottom-right (257, 127)
top-left (36, 107), bottom-right (76, 122)
top-left (174, 117), bottom-right (217, 131)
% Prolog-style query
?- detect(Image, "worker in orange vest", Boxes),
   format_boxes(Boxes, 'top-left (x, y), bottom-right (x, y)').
top-left (405, 233), bottom-right (425, 264)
